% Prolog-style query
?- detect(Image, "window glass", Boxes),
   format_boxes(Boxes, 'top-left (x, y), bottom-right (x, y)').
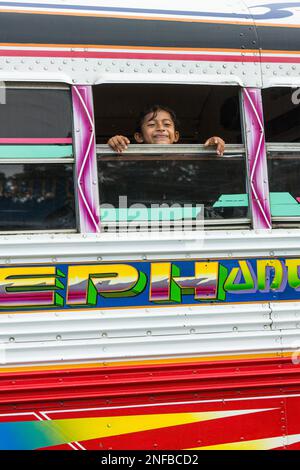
top-left (0, 164), bottom-right (75, 231)
top-left (263, 87), bottom-right (300, 143)
top-left (263, 87), bottom-right (300, 219)
top-left (97, 151), bottom-right (248, 227)
top-left (0, 85), bottom-right (72, 138)
top-left (267, 150), bottom-right (300, 217)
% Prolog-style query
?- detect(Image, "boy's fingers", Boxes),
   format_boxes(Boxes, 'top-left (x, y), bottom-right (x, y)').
top-left (108, 135), bottom-right (130, 153)
top-left (119, 136), bottom-right (130, 148)
top-left (217, 139), bottom-right (225, 156)
top-left (218, 143), bottom-right (225, 156)
top-left (204, 137), bottom-right (225, 156)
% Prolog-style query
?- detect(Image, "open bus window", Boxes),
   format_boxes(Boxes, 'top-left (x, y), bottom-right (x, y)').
top-left (94, 84), bottom-right (249, 230)
top-left (263, 88), bottom-right (300, 222)
top-left (0, 164), bottom-right (75, 231)
top-left (0, 83), bottom-right (76, 232)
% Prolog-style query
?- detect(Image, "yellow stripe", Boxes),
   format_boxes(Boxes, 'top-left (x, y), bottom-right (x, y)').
top-left (0, 351), bottom-right (289, 374)
top-left (41, 409), bottom-right (272, 444)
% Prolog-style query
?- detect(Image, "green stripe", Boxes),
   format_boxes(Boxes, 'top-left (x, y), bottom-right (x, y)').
top-left (0, 145), bottom-right (73, 159)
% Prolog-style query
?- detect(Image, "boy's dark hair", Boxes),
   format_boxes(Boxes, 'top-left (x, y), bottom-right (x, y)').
top-left (135, 104), bottom-right (180, 133)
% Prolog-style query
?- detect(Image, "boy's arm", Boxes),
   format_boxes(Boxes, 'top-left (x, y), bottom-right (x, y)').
top-left (107, 135), bottom-right (131, 153)
top-left (204, 136), bottom-right (225, 156)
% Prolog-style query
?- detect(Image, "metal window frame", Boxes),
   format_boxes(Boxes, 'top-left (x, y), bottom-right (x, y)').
top-left (266, 143), bottom-right (300, 223)
top-left (96, 143), bottom-right (251, 230)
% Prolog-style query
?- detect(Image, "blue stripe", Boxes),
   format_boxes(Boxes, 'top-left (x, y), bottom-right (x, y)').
top-left (0, 2), bottom-right (244, 17)
top-left (0, 1), bottom-right (298, 20)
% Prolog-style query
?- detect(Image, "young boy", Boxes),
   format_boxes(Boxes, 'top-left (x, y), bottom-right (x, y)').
top-left (107, 104), bottom-right (225, 155)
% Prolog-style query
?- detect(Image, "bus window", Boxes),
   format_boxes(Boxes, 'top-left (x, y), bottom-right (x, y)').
top-left (0, 164), bottom-right (75, 231)
top-left (94, 84), bottom-right (249, 231)
top-left (0, 83), bottom-right (72, 138)
top-left (0, 83), bottom-right (76, 232)
top-left (263, 87), bottom-right (300, 225)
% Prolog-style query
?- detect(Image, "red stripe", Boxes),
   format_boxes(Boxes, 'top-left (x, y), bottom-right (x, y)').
top-left (261, 55), bottom-right (300, 63)
top-left (0, 357), bottom-right (300, 405)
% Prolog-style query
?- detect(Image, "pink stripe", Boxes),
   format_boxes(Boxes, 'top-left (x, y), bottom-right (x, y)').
top-left (0, 138), bottom-right (72, 144)
top-left (261, 56), bottom-right (300, 63)
top-left (1, 49), bottom-right (300, 64)
top-left (0, 49), bottom-right (261, 62)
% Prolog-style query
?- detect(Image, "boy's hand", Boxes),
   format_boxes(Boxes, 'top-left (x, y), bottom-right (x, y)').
top-left (107, 135), bottom-right (130, 153)
top-left (204, 136), bottom-right (225, 156)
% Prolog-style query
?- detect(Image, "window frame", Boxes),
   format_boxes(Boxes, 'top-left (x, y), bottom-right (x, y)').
top-left (262, 86), bottom-right (300, 227)
top-left (96, 142), bottom-right (251, 231)
top-left (0, 82), bottom-right (77, 234)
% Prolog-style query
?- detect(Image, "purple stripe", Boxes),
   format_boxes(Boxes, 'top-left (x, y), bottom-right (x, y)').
top-left (0, 292), bottom-right (54, 304)
top-left (243, 88), bottom-right (271, 230)
top-left (72, 85), bottom-right (100, 233)
top-left (0, 2), bottom-right (253, 19)
top-left (0, 2), bottom-right (296, 21)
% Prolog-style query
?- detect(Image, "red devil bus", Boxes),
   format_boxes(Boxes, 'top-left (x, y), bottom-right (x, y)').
top-left (1, 0), bottom-right (300, 451)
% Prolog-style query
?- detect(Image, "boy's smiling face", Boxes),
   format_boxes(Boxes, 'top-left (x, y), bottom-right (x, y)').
top-left (134, 109), bottom-right (180, 144)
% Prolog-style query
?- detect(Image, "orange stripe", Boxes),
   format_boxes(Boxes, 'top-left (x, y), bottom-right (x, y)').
top-left (261, 49), bottom-right (300, 55)
top-left (2, 298), bottom-right (300, 316)
top-left (0, 41), bottom-right (298, 55)
top-left (0, 43), bottom-right (258, 54)
top-left (0, 351), bottom-right (289, 374)
top-left (255, 21), bottom-right (300, 29)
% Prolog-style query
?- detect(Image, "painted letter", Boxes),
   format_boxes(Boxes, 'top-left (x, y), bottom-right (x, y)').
top-left (257, 259), bottom-right (287, 292)
top-left (172, 262), bottom-right (227, 301)
top-left (224, 261), bottom-right (257, 293)
top-left (67, 264), bottom-right (147, 306)
top-left (150, 263), bottom-right (181, 302)
top-left (286, 259), bottom-right (300, 291)
top-left (0, 266), bottom-right (64, 309)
